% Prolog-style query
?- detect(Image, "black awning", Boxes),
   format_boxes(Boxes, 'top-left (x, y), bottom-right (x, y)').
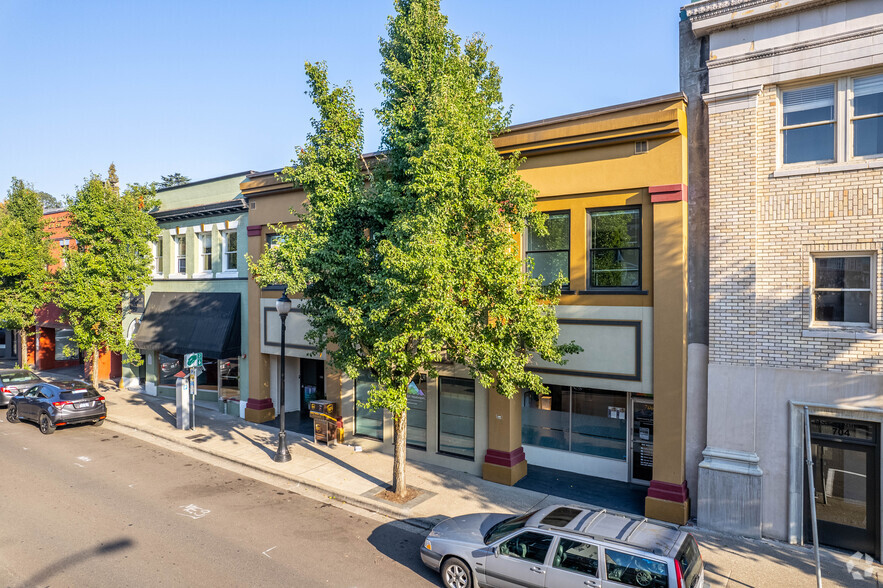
top-left (134, 292), bottom-right (241, 359)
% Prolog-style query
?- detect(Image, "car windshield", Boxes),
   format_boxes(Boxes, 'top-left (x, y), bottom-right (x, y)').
top-left (483, 510), bottom-right (537, 545)
top-left (2, 371), bottom-right (36, 383)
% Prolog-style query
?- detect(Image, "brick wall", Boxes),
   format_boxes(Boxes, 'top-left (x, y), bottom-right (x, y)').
top-left (709, 87), bottom-right (883, 373)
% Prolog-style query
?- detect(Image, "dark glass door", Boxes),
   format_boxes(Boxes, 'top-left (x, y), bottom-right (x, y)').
top-left (300, 359), bottom-right (325, 422)
top-left (805, 417), bottom-right (879, 556)
top-left (631, 399), bottom-right (654, 484)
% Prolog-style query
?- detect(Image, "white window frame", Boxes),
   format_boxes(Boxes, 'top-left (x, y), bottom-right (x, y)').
top-left (172, 234), bottom-right (187, 277)
top-left (197, 233), bottom-right (213, 276)
top-left (221, 230), bottom-right (238, 274)
top-left (152, 239), bottom-right (164, 278)
top-left (809, 252), bottom-right (875, 329)
top-left (779, 71), bottom-right (883, 169)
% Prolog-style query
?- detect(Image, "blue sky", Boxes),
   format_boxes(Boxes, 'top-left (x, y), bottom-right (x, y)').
top-left (0, 1), bottom-right (686, 199)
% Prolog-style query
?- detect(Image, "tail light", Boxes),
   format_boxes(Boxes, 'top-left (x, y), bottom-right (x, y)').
top-left (674, 559), bottom-right (684, 588)
top-left (52, 400), bottom-right (72, 407)
top-left (97, 396), bottom-right (105, 403)
top-left (0, 387), bottom-right (10, 395)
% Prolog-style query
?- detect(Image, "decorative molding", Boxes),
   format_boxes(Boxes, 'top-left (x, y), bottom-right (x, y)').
top-left (246, 397), bottom-right (274, 411)
top-left (484, 447), bottom-right (526, 468)
top-left (686, 0), bottom-right (841, 34)
top-left (707, 25), bottom-right (883, 70)
top-left (648, 479), bottom-right (689, 504)
top-left (685, 0), bottom-right (776, 20)
top-left (247, 225), bottom-right (263, 237)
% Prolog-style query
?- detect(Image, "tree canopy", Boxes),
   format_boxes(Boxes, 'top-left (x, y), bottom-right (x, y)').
top-left (0, 178), bottom-right (53, 334)
top-left (57, 168), bottom-right (159, 385)
top-left (158, 173), bottom-right (190, 188)
top-left (250, 0), bottom-right (579, 495)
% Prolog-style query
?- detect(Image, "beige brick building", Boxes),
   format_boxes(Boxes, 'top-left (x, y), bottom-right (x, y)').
top-left (683, 0), bottom-right (883, 559)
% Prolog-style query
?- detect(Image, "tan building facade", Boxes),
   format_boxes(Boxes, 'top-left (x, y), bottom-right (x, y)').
top-left (683, 0), bottom-right (883, 558)
top-left (241, 94), bottom-right (693, 524)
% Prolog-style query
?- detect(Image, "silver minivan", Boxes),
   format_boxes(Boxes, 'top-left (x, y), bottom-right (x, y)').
top-left (421, 504), bottom-right (704, 588)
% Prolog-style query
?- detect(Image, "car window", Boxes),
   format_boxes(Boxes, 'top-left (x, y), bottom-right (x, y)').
top-left (553, 538), bottom-right (599, 577)
top-left (483, 510), bottom-right (538, 545)
top-left (540, 507), bottom-right (582, 527)
top-left (675, 534), bottom-right (702, 588)
top-left (498, 531), bottom-right (553, 564)
top-left (604, 549), bottom-right (669, 588)
top-left (61, 389), bottom-right (99, 400)
top-left (25, 386), bottom-right (42, 398)
top-left (2, 371), bottom-right (37, 383)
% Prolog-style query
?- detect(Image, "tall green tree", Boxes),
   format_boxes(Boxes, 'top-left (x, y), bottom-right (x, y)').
top-left (250, 0), bottom-right (579, 497)
top-left (158, 173), bottom-right (190, 188)
top-left (35, 191), bottom-right (63, 210)
top-left (0, 178), bottom-right (53, 362)
top-left (57, 170), bottom-right (159, 387)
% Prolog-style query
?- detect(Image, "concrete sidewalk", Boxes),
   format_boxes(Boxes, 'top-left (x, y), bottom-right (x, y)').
top-left (13, 363), bottom-right (881, 587)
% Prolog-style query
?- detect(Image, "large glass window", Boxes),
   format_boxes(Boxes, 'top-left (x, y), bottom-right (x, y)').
top-left (588, 208), bottom-right (641, 289)
top-left (853, 74), bottom-right (883, 158)
top-left (54, 328), bottom-right (78, 360)
top-left (438, 376), bottom-right (475, 458)
top-left (154, 239), bottom-right (163, 274)
top-left (355, 374), bottom-right (383, 440)
top-left (159, 353), bottom-right (183, 386)
top-left (604, 549), bottom-right (668, 588)
top-left (222, 231), bottom-right (238, 272)
top-left (812, 255), bottom-right (872, 326)
top-left (523, 386), bottom-right (627, 461)
top-left (782, 84), bottom-right (836, 164)
top-left (199, 233), bottom-right (212, 273)
top-left (173, 235), bottom-right (186, 274)
top-left (407, 374), bottom-right (427, 449)
top-left (526, 212), bottom-right (569, 287)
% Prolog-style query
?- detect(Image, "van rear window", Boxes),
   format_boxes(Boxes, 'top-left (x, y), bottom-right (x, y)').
top-left (60, 389), bottom-right (99, 400)
top-left (676, 534), bottom-right (703, 588)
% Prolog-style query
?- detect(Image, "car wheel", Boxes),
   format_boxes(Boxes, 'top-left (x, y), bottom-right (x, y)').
top-left (441, 557), bottom-right (472, 588)
top-left (6, 404), bottom-right (19, 423)
top-left (92, 418), bottom-right (104, 427)
top-left (39, 413), bottom-right (56, 435)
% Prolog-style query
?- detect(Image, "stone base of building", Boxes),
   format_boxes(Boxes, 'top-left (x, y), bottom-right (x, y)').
top-left (645, 480), bottom-right (690, 525)
top-left (482, 448), bottom-right (528, 486)
top-left (698, 447), bottom-right (763, 538)
top-left (244, 397), bottom-right (275, 424)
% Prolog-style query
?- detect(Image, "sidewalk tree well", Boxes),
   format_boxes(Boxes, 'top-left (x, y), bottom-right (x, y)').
top-left (0, 178), bottom-right (53, 363)
top-left (57, 168), bottom-right (160, 387)
top-left (250, 0), bottom-right (580, 498)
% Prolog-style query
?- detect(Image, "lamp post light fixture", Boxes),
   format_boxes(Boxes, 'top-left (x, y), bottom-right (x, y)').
top-left (274, 292), bottom-right (293, 463)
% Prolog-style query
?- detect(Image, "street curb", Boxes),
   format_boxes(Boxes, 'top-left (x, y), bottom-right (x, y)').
top-left (104, 415), bottom-right (437, 531)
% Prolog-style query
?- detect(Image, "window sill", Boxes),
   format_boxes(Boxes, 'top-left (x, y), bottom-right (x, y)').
top-left (169, 274), bottom-right (187, 280)
top-left (802, 329), bottom-right (883, 341)
top-left (152, 274), bottom-right (164, 280)
top-left (578, 289), bottom-right (648, 296)
top-left (773, 159), bottom-right (883, 178)
top-left (192, 272), bottom-right (213, 279)
top-left (218, 270), bottom-right (239, 278)
top-left (436, 451), bottom-right (476, 462)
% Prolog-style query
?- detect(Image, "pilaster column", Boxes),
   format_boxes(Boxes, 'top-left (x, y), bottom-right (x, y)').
top-left (482, 391), bottom-right (528, 486)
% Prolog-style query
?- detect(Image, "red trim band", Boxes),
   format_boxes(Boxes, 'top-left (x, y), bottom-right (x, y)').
top-left (484, 447), bottom-right (526, 468)
top-left (247, 225), bottom-right (263, 237)
top-left (647, 479), bottom-right (689, 503)
top-left (649, 184), bottom-right (687, 203)
top-left (246, 397), bottom-right (274, 411)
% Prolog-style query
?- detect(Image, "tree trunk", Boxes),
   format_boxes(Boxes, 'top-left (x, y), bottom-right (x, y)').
top-left (91, 348), bottom-right (100, 388)
top-left (18, 329), bottom-right (27, 367)
top-left (392, 409), bottom-right (408, 497)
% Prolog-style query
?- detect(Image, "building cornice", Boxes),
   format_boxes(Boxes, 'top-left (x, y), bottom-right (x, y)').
top-left (684, 0), bottom-right (844, 35)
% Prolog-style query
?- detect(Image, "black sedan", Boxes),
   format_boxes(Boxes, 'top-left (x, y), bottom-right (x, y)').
top-left (6, 380), bottom-right (106, 434)
top-left (0, 368), bottom-right (43, 407)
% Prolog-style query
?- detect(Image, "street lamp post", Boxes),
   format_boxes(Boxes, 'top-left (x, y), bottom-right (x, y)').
top-left (274, 292), bottom-right (292, 463)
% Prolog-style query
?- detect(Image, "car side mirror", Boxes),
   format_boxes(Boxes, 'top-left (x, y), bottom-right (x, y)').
top-left (493, 546), bottom-right (500, 558)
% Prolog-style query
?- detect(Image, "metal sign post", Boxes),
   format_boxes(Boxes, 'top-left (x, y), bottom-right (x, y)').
top-left (804, 406), bottom-right (824, 588)
top-left (185, 353), bottom-right (203, 431)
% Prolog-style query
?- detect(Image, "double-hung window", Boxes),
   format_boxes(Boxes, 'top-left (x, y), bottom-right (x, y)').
top-left (587, 207), bottom-right (641, 289)
top-left (852, 74), bottom-right (883, 158)
top-left (154, 239), bottom-right (163, 275)
top-left (526, 211), bottom-right (569, 287)
top-left (782, 84), bottom-right (836, 164)
top-left (173, 235), bottom-right (186, 275)
top-left (199, 233), bottom-right (213, 273)
top-left (812, 254), bottom-right (874, 327)
top-left (222, 230), bottom-right (238, 272)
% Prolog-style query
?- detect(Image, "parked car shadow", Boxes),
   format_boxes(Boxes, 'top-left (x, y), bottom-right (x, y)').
top-left (367, 519), bottom-right (440, 586)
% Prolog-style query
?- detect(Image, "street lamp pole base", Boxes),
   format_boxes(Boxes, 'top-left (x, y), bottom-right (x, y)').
top-left (274, 432), bottom-right (292, 463)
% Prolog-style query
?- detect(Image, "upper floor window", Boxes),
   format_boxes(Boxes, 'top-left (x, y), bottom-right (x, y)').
top-left (199, 233), bottom-right (213, 273)
top-left (526, 211), bottom-right (569, 287)
top-left (154, 239), bottom-right (163, 275)
top-left (781, 73), bottom-right (883, 166)
top-left (782, 84), bottom-right (835, 164)
top-left (853, 74), bottom-right (883, 158)
top-left (811, 254), bottom-right (873, 328)
top-left (173, 235), bottom-right (186, 274)
top-left (222, 230), bottom-right (238, 272)
top-left (587, 208), bottom-right (641, 289)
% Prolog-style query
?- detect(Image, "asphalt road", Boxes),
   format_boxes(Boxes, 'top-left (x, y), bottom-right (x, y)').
top-left (0, 415), bottom-right (438, 588)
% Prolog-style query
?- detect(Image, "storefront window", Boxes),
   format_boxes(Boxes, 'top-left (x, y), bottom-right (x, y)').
top-left (0, 330), bottom-right (5, 350)
top-left (159, 353), bottom-right (183, 386)
top-left (219, 358), bottom-right (239, 401)
top-left (438, 377), bottom-right (475, 458)
top-left (54, 329), bottom-right (78, 361)
top-left (407, 374), bottom-right (428, 449)
top-left (522, 386), bottom-right (627, 461)
top-left (355, 374), bottom-right (383, 440)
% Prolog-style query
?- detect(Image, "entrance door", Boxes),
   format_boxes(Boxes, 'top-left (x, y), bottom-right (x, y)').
top-left (300, 358), bottom-right (325, 421)
top-left (805, 416), bottom-right (879, 557)
top-left (630, 399), bottom-right (654, 484)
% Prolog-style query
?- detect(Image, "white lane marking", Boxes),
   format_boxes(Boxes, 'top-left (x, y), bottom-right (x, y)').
top-left (262, 546), bottom-right (277, 559)
top-left (77, 456), bottom-right (91, 462)
top-left (177, 504), bottom-right (210, 519)
top-left (74, 463), bottom-right (85, 468)
top-left (22, 447), bottom-right (28, 450)
top-left (128, 484), bottom-right (136, 488)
